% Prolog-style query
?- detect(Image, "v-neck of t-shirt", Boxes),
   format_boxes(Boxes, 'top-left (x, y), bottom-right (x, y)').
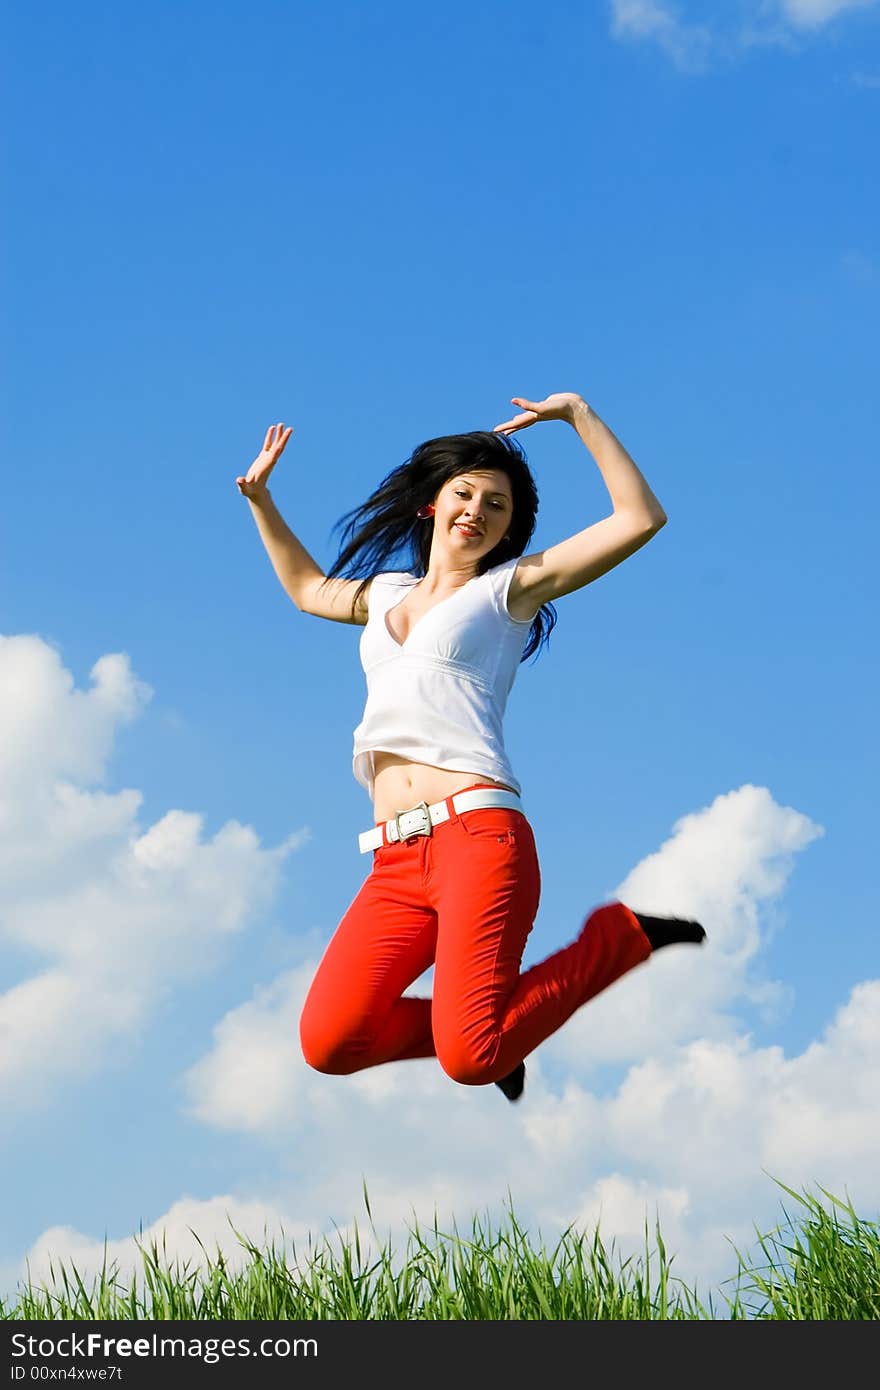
top-left (383, 575), bottom-right (475, 650)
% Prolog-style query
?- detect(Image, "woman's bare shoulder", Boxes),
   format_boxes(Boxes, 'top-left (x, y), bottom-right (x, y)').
top-left (506, 556), bottom-right (544, 623)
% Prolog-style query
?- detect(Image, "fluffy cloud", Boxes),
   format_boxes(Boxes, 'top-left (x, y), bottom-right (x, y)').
top-left (780, 0), bottom-right (877, 26)
top-left (610, 1), bottom-right (714, 70)
top-left (23, 1196), bottom-right (315, 1295)
top-left (543, 783), bottom-right (819, 1070)
top-left (0, 635), bottom-right (307, 1111)
top-left (609, 0), bottom-right (879, 68)
top-left (181, 965), bottom-right (318, 1135)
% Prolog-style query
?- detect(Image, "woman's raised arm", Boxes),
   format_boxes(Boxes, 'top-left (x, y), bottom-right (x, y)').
top-left (237, 423), bottom-right (369, 623)
top-left (493, 393), bottom-right (668, 608)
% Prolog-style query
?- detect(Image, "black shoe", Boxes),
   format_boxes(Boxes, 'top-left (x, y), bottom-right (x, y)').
top-left (634, 911), bottom-right (706, 952)
top-left (495, 1061), bottom-right (525, 1102)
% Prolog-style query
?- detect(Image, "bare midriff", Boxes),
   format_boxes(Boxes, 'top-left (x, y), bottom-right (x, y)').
top-left (371, 752), bottom-right (518, 824)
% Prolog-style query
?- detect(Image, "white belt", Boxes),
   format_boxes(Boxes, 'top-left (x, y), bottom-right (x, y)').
top-left (359, 788), bottom-right (524, 853)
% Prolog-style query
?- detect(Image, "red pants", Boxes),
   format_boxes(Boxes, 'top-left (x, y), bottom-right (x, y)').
top-left (299, 782), bottom-right (652, 1086)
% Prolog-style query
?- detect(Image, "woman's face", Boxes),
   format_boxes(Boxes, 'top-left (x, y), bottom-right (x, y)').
top-left (432, 468), bottom-right (513, 559)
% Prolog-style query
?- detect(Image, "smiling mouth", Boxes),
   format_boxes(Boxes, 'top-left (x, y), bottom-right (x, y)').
top-left (455, 524), bottom-right (482, 536)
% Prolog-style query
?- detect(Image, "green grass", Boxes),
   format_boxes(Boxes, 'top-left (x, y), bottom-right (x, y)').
top-left (3, 1179), bottom-right (878, 1320)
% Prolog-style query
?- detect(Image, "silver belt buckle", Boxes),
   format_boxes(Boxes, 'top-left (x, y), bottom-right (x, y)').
top-left (393, 799), bottom-right (433, 843)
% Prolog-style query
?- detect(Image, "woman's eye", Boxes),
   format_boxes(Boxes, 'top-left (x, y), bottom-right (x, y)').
top-left (455, 490), bottom-right (503, 508)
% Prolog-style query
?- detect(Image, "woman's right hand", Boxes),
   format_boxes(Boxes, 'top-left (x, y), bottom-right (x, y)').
top-left (236, 423), bottom-right (294, 499)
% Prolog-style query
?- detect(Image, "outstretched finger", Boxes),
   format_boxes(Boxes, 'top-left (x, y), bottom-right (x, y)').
top-left (269, 425), bottom-right (293, 457)
top-left (493, 410), bottom-right (536, 433)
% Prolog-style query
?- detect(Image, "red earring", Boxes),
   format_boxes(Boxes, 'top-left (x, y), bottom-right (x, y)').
top-left (416, 505), bottom-right (435, 519)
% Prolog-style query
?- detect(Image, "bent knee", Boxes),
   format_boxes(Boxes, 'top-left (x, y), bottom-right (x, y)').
top-left (435, 1037), bottom-right (500, 1087)
top-left (299, 1010), bottom-right (364, 1075)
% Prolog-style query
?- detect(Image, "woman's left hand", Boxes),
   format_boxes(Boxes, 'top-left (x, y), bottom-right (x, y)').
top-left (492, 392), bottom-right (585, 435)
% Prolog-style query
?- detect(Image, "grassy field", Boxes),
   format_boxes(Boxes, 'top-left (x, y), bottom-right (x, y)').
top-left (3, 1180), bottom-right (878, 1320)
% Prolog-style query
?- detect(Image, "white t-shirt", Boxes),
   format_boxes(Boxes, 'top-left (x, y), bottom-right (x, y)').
top-left (352, 556), bottom-right (534, 796)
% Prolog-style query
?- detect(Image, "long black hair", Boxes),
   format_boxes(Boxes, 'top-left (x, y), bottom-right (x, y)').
top-left (320, 430), bottom-right (556, 662)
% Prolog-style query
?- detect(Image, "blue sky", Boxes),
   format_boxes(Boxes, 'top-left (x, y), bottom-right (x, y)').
top-left (2, 0), bottom-right (878, 1308)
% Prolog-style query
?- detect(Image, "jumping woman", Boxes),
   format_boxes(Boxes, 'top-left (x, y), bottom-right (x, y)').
top-left (236, 391), bottom-right (705, 1103)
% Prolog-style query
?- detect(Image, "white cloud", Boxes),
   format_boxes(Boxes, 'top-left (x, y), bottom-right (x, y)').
top-left (610, 1), bottom-right (714, 71)
top-left (182, 965), bottom-right (318, 1134)
top-left (0, 634), bottom-right (308, 1112)
top-left (570, 1172), bottom-right (692, 1253)
top-left (543, 782), bottom-right (819, 1070)
top-left (780, 0), bottom-right (877, 27)
top-left (608, 0), bottom-right (880, 67)
top-left (21, 1196), bottom-right (315, 1297)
